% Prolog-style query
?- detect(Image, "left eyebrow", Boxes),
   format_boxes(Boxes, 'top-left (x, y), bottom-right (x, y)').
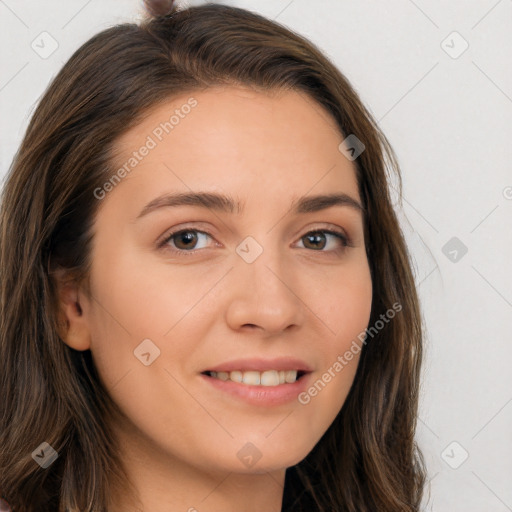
top-left (291, 192), bottom-right (364, 215)
top-left (136, 191), bottom-right (364, 219)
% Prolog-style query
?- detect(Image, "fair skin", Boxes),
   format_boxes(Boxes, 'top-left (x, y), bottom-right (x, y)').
top-left (57, 86), bottom-right (373, 511)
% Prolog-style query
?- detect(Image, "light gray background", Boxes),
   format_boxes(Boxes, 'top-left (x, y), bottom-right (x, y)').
top-left (1, 1), bottom-right (511, 510)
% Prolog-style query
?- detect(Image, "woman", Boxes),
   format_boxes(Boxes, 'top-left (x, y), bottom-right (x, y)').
top-left (0, 1), bottom-right (426, 510)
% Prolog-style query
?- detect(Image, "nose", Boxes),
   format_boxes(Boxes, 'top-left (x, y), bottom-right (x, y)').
top-left (224, 245), bottom-right (306, 336)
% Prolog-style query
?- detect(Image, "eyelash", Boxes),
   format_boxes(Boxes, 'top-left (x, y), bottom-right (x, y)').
top-left (158, 227), bottom-right (351, 257)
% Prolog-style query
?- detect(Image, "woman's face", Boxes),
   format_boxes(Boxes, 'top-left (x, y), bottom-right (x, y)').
top-left (69, 86), bottom-right (372, 474)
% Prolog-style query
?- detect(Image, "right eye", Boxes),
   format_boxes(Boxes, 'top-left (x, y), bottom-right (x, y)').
top-left (160, 228), bottom-right (215, 255)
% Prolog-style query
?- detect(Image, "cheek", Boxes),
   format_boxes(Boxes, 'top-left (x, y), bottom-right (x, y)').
top-left (307, 257), bottom-right (373, 342)
top-left (300, 261), bottom-right (372, 419)
top-left (83, 249), bottom-right (219, 389)
top-left (98, 251), bottom-right (218, 334)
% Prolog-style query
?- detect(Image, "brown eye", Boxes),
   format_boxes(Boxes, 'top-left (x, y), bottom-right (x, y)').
top-left (299, 230), bottom-right (348, 251)
top-left (173, 230), bottom-right (198, 250)
top-left (303, 232), bottom-right (327, 250)
top-left (162, 229), bottom-right (212, 252)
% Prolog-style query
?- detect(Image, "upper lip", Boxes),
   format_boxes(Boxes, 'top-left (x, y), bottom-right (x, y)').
top-left (203, 357), bottom-right (313, 373)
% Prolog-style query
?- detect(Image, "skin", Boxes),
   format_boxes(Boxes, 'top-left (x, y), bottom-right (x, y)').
top-left (57, 86), bottom-right (373, 511)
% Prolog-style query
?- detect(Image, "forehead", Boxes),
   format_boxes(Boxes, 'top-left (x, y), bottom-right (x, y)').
top-left (108, 85), bottom-right (360, 203)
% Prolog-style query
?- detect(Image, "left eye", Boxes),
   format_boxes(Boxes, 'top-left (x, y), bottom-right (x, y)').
top-left (297, 230), bottom-right (348, 251)
top-left (160, 228), bottom-right (348, 255)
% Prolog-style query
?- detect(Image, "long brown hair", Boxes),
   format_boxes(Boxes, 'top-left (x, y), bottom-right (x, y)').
top-left (0, 2), bottom-right (426, 510)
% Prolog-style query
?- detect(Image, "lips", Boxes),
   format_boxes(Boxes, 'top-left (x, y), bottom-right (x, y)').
top-left (200, 365), bottom-right (313, 406)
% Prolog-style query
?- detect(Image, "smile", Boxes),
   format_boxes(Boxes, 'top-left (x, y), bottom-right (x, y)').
top-left (204, 369), bottom-right (306, 386)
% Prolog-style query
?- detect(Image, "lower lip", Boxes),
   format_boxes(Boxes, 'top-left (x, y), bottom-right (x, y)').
top-left (200, 373), bottom-right (312, 406)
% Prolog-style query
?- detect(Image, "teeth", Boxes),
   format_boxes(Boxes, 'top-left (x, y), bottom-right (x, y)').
top-left (242, 371), bottom-right (260, 385)
top-left (285, 370), bottom-right (297, 383)
top-left (208, 369), bottom-right (300, 386)
top-left (260, 370), bottom-right (279, 386)
top-left (230, 370), bottom-right (243, 383)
